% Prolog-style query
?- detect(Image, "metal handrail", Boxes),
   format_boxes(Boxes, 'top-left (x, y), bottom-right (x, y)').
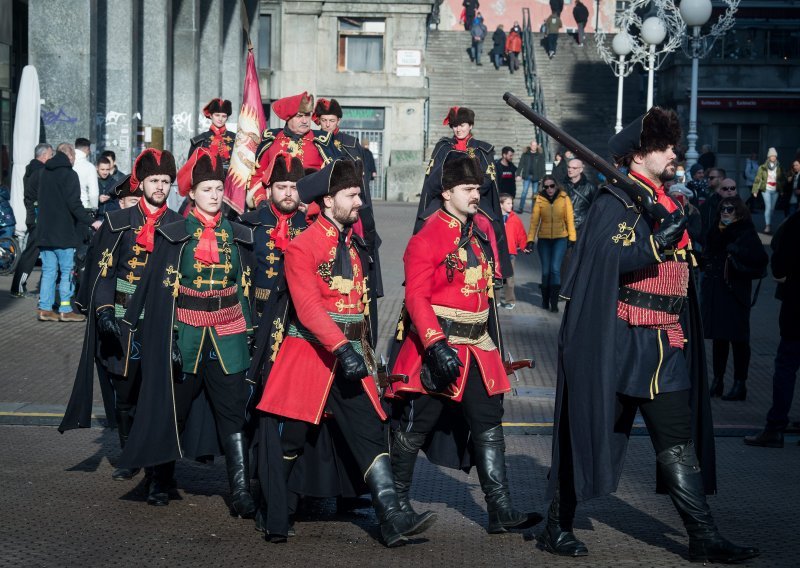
top-left (520, 8), bottom-right (551, 161)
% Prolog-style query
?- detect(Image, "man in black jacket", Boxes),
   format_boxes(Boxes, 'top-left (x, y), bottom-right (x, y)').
top-left (562, 158), bottom-right (597, 234)
top-left (36, 143), bottom-right (98, 322)
top-left (744, 211), bottom-right (800, 448)
top-left (572, 0), bottom-right (589, 46)
top-left (10, 143), bottom-right (53, 298)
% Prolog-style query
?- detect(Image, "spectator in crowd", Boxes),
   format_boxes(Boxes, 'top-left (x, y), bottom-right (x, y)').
top-left (544, 11), bottom-right (562, 59)
top-left (0, 184), bottom-right (14, 238)
top-left (552, 148), bottom-right (573, 186)
top-left (562, 157), bottom-right (597, 235)
top-left (499, 193), bottom-right (527, 309)
top-left (702, 196), bottom-right (768, 401)
top-left (490, 24), bottom-right (506, 69)
top-left (752, 147), bottom-right (783, 234)
top-left (668, 183), bottom-right (702, 249)
top-left (468, 14), bottom-right (487, 65)
top-left (572, 0), bottom-right (589, 47)
top-left (782, 159), bottom-right (799, 217)
top-left (10, 143), bottom-right (54, 298)
top-left (686, 163), bottom-right (709, 206)
top-left (698, 169), bottom-right (731, 244)
top-left (96, 156), bottom-right (120, 218)
top-left (524, 174), bottom-right (576, 312)
top-left (743, 152), bottom-right (758, 195)
top-left (361, 138), bottom-right (377, 192)
top-left (549, 0), bottom-right (564, 15)
top-left (100, 150), bottom-right (127, 185)
top-left (505, 25), bottom-right (522, 74)
top-left (698, 144), bottom-right (716, 170)
top-left (516, 140), bottom-right (546, 213)
top-left (36, 143), bottom-right (98, 322)
top-left (463, 0), bottom-right (479, 31)
top-left (73, 138), bottom-right (99, 211)
top-left (744, 209), bottom-right (800, 448)
top-left (495, 146), bottom-right (518, 199)
top-left (674, 163), bottom-right (687, 184)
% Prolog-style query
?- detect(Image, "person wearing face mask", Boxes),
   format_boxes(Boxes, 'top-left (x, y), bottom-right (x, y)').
top-left (701, 197), bottom-right (768, 401)
top-left (752, 147), bottom-right (783, 234)
top-left (116, 148), bottom-right (257, 515)
top-left (189, 98), bottom-right (235, 173)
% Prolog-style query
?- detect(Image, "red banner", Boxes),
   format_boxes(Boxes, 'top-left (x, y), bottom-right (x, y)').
top-left (223, 49), bottom-right (266, 214)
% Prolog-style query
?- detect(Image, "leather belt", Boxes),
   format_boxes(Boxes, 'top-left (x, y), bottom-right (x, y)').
top-left (290, 317), bottom-right (366, 342)
top-left (618, 286), bottom-right (686, 315)
top-left (176, 293), bottom-right (239, 312)
top-left (437, 316), bottom-right (488, 340)
top-left (114, 291), bottom-right (133, 309)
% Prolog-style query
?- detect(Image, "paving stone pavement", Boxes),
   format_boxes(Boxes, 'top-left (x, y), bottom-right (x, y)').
top-left (0, 202), bottom-right (798, 566)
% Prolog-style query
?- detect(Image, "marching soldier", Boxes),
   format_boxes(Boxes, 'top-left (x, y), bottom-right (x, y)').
top-left (189, 98), bottom-right (235, 173)
top-left (388, 152), bottom-right (539, 535)
top-left (59, 149), bottom-right (182, 483)
top-left (538, 108), bottom-right (758, 563)
top-left (117, 148), bottom-right (257, 516)
top-left (254, 160), bottom-right (436, 546)
top-left (416, 106), bottom-right (512, 279)
top-left (248, 92), bottom-right (330, 209)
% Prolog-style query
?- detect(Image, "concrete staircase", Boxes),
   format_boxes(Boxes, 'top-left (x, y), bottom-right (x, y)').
top-left (425, 30), bottom-right (534, 158)
top-left (530, 32), bottom-right (642, 161)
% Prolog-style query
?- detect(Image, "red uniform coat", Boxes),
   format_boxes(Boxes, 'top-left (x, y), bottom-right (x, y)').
top-left (256, 214), bottom-right (385, 424)
top-left (250, 128), bottom-right (330, 207)
top-left (390, 209), bottom-right (510, 401)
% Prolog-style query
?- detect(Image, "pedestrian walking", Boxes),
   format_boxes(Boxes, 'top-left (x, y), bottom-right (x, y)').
top-left (516, 140), bottom-right (546, 213)
top-left (490, 25), bottom-right (506, 69)
top-left (544, 12), bottom-right (562, 59)
top-left (505, 27), bottom-right (522, 73)
top-left (752, 147), bottom-right (783, 234)
top-left (562, 158), bottom-right (597, 235)
top-left (572, 0), bottom-right (589, 46)
top-left (782, 159), bottom-right (799, 217)
top-left (468, 15), bottom-right (487, 65)
top-left (500, 193), bottom-right (528, 309)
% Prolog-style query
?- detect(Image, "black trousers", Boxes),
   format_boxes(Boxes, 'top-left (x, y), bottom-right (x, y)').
top-left (712, 339), bottom-right (751, 382)
top-left (397, 361), bottom-right (504, 437)
top-left (279, 374), bottom-right (388, 474)
top-left (108, 368), bottom-right (142, 414)
top-left (558, 388), bottom-right (692, 490)
top-left (10, 224), bottom-right (39, 295)
top-left (173, 344), bottom-right (251, 440)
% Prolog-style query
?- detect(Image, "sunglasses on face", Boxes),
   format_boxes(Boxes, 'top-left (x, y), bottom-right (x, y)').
top-left (720, 206), bottom-right (736, 213)
top-left (543, 183), bottom-right (556, 188)
top-left (721, 186), bottom-right (737, 191)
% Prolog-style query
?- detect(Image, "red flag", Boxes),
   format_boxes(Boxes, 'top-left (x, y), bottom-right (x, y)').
top-left (223, 49), bottom-right (266, 214)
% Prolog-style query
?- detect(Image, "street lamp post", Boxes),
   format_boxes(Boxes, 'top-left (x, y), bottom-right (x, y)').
top-left (612, 33), bottom-right (634, 133)
top-left (641, 17), bottom-right (668, 110)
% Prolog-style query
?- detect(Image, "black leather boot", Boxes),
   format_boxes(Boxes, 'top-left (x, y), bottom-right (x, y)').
top-left (223, 432), bottom-right (256, 519)
top-left (541, 285), bottom-right (550, 309)
top-left (550, 286), bottom-right (561, 313)
top-left (366, 454), bottom-right (437, 547)
top-left (721, 380), bottom-right (747, 401)
top-left (743, 429), bottom-right (784, 448)
top-left (709, 377), bottom-right (724, 397)
top-left (391, 430), bottom-right (427, 515)
top-left (473, 426), bottom-right (542, 533)
top-left (112, 409), bottom-right (141, 480)
top-left (657, 442), bottom-right (759, 563)
top-left (537, 488), bottom-right (589, 556)
top-left (147, 461), bottom-right (176, 506)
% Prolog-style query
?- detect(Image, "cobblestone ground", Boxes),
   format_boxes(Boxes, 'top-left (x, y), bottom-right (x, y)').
top-left (0, 202), bottom-right (797, 566)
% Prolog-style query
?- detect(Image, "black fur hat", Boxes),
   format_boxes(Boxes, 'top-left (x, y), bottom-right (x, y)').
top-left (443, 106), bottom-right (475, 127)
top-left (203, 98), bottom-right (233, 118)
top-left (269, 154), bottom-right (305, 185)
top-left (133, 149), bottom-right (177, 184)
top-left (441, 152), bottom-right (484, 192)
top-left (297, 159), bottom-right (363, 203)
top-left (313, 98), bottom-right (343, 120)
top-left (177, 148), bottom-right (225, 196)
top-left (608, 106), bottom-right (682, 161)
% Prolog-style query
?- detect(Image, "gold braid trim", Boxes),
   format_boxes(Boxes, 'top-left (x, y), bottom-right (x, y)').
top-left (431, 305), bottom-right (496, 350)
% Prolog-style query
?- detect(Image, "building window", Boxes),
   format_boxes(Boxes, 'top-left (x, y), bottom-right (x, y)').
top-left (338, 18), bottom-right (385, 72)
top-left (718, 124), bottom-right (760, 156)
top-left (258, 14), bottom-right (272, 69)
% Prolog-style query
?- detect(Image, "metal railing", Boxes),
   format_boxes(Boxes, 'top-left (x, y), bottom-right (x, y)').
top-left (521, 8), bottom-right (552, 161)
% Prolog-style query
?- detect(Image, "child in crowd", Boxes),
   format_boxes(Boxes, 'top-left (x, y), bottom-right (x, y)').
top-left (500, 193), bottom-right (528, 309)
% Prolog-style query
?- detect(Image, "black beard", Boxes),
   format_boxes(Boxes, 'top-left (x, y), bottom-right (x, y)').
top-left (272, 198), bottom-right (299, 214)
top-left (332, 204), bottom-right (358, 227)
top-left (145, 193), bottom-right (166, 208)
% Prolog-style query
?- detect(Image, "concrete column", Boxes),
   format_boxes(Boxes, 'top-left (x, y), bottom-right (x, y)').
top-left (221, 0), bottom-right (244, 120)
top-left (171, 0), bottom-right (200, 164)
top-left (98, 0), bottom-right (138, 169)
top-left (29, 0), bottom-right (97, 146)
top-left (139, 0), bottom-right (173, 164)
top-left (198, 0), bottom-right (223, 116)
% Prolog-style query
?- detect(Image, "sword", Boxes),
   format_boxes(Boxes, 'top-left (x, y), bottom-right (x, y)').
top-left (375, 354), bottom-right (409, 394)
top-left (503, 350), bottom-right (535, 381)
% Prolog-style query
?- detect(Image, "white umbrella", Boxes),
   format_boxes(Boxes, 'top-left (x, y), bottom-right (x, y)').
top-left (10, 65), bottom-right (42, 238)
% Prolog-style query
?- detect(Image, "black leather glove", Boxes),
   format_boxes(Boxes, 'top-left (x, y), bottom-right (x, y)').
top-left (96, 307), bottom-right (121, 340)
top-left (423, 340), bottom-right (463, 389)
top-left (653, 210), bottom-right (687, 252)
top-left (171, 330), bottom-right (183, 375)
top-left (524, 241), bottom-right (535, 254)
top-left (333, 343), bottom-right (368, 382)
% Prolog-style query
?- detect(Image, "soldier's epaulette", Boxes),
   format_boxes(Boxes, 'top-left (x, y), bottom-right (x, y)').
top-left (337, 132), bottom-right (358, 148)
top-left (231, 221), bottom-right (255, 245)
top-left (105, 208), bottom-right (134, 232)
top-left (190, 130), bottom-right (213, 146)
top-left (470, 138), bottom-right (494, 153)
top-left (158, 220), bottom-right (191, 243)
top-left (603, 184), bottom-right (637, 209)
top-left (261, 128), bottom-right (277, 141)
top-left (313, 130), bottom-right (332, 144)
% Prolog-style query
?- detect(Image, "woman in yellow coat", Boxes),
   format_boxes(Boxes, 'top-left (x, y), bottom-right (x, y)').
top-left (525, 175), bottom-right (576, 312)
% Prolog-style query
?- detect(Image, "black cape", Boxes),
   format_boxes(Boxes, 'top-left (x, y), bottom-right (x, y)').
top-left (547, 185), bottom-right (716, 502)
top-left (59, 205), bottom-right (182, 433)
top-left (116, 219), bottom-right (255, 469)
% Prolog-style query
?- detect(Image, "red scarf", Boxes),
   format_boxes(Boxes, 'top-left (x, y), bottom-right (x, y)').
top-left (209, 124), bottom-right (230, 161)
top-left (269, 204), bottom-right (292, 251)
top-left (135, 201), bottom-right (168, 253)
top-left (453, 135), bottom-right (471, 152)
top-left (630, 171), bottom-right (690, 250)
top-left (193, 210), bottom-right (222, 265)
